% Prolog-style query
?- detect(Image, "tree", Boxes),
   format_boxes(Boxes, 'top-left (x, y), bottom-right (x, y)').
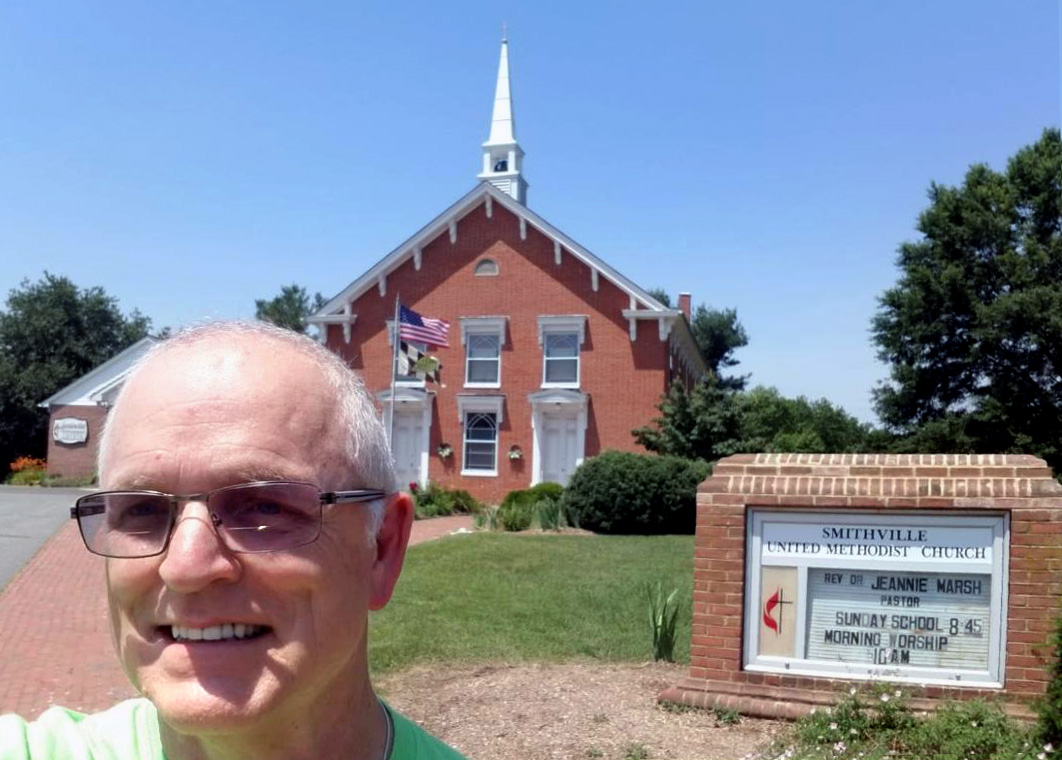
top-left (0, 273), bottom-right (152, 471)
top-left (735, 387), bottom-right (873, 453)
top-left (649, 288), bottom-right (749, 387)
top-left (255, 284), bottom-right (327, 334)
top-left (872, 128), bottom-right (1062, 468)
top-left (691, 305), bottom-right (749, 390)
top-left (632, 378), bottom-right (742, 461)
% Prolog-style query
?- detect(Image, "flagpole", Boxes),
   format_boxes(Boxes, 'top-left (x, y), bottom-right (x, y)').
top-left (388, 295), bottom-right (400, 453)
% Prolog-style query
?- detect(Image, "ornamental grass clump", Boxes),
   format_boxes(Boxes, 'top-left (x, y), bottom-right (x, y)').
top-left (646, 582), bottom-right (680, 662)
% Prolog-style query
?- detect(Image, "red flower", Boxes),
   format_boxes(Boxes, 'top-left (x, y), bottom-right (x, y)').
top-left (409, 482), bottom-right (419, 493)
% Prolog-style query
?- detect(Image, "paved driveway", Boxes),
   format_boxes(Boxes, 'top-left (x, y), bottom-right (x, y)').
top-left (0, 486), bottom-right (82, 592)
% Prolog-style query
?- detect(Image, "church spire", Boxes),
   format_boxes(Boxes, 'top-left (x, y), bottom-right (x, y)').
top-left (478, 34), bottom-right (528, 204)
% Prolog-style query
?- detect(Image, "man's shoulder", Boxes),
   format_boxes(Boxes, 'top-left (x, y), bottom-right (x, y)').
top-left (0, 699), bottom-right (162, 760)
top-left (388, 706), bottom-right (468, 760)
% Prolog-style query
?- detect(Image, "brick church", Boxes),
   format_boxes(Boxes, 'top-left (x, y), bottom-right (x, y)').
top-left (311, 39), bottom-right (706, 502)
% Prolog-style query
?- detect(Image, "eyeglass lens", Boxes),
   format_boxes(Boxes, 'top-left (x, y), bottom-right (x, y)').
top-left (74, 482), bottom-right (323, 558)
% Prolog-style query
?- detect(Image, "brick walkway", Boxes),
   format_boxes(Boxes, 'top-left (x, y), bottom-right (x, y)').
top-left (0, 514), bottom-right (473, 718)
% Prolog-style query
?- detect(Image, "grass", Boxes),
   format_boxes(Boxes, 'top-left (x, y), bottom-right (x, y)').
top-left (368, 532), bottom-right (694, 674)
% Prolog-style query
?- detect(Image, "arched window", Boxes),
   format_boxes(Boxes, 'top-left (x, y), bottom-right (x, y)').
top-left (474, 258), bottom-right (499, 276)
top-left (463, 412), bottom-right (498, 472)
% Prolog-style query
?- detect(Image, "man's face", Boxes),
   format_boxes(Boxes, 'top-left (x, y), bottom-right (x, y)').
top-left (101, 338), bottom-right (387, 731)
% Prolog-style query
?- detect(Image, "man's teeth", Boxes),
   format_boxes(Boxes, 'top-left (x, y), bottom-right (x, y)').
top-left (170, 624), bottom-right (265, 642)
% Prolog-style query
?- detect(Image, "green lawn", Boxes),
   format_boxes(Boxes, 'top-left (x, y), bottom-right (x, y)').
top-left (368, 533), bottom-right (695, 674)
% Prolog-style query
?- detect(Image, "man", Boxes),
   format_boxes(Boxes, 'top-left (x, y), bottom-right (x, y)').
top-left (0, 322), bottom-right (467, 759)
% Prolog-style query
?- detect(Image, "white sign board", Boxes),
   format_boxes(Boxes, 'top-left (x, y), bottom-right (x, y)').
top-left (52, 417), bottom-right (89, 445)
top-left (745, 511), bottom-right (1008, 687)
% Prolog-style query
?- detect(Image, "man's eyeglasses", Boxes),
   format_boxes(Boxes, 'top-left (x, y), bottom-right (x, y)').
top-left (70, 481), bottom-right (387, 558)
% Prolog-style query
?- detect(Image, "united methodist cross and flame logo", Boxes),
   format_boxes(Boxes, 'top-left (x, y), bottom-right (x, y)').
top-left (762, 587), bottom-right (793, 634)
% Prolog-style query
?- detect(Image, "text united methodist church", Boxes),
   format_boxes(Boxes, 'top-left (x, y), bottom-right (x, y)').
top-left (308, 39), bottom-right (705, 501)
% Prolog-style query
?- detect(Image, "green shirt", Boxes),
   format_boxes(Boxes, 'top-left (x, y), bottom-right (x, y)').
top-left (0, 699), bottom-right (467, 760)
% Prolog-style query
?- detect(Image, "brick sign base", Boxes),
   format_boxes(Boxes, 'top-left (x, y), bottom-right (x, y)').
top-left (659, 453), bottom-right (1062, 720)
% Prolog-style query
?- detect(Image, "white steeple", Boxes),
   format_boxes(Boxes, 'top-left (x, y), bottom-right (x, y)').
top-left (478, 33), bottom-right (528, 204)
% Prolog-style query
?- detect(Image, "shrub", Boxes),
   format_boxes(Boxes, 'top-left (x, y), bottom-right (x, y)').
top-left (561, 451), bottom-right (710, 535)
top-left (497, 498), bottom-right (534, 532)
top-left (534, 498), bottom-right (564, 531)
top-left (412, 481), bottom-right (454, 519)
top-left (1037, 608), bottom-right (1062, 747)
top-left (8, 468), bottom-right (46, 486)
top-left (41, 473), bottom-right (97, 487)
top-left (447, 489), bottom-right (484, 515)
top-left (528, 481), bottom-right (564, 503)
top-left (9, 456), bottom-right (47, 473)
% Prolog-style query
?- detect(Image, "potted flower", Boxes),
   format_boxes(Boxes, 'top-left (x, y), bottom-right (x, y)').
top-left (437, 442), bottom-right (453, 459)
top-left (508, 444), bottom-right (523, 461)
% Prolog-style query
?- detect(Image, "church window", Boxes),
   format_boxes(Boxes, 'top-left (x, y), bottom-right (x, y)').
top-left (474, 259), bottom-right (499, 276)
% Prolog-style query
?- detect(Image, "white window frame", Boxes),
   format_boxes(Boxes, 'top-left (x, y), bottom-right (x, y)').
top-left (459, 317), bottom-right (507, 389)
top-left (537, 316), bottom-right (587, 389)
top-left (456, 395), bottom-right (504, 477)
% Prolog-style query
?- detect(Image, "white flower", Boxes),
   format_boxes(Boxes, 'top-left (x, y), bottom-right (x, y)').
top-left (970, 721), bottom-right (978, 727)
top-left (849, 686), bottom-right (858, 695)
top-left (893, 689), bottom-right (902, 698)
top-left (1038, 753), bottom-right (1046, 760)
top-left (830, 722), bottom-right (838, 731)
top-left (879, 693), bottom-right (890, 703)
top-left (850, 728), bottom-right (858, 736)
top-left (1046, 744), bottom-right (1055, 753)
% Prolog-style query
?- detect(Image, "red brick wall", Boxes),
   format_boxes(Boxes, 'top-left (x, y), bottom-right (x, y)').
top-left (325, 201), bottom-right (671, 503)
top-left (45, 405), bottom-right (109, 480)
top-left (661, 453), bottom-right (1062, 720)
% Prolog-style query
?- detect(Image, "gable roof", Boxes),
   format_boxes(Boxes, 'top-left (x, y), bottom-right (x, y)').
top-left (310, 182), bottom-right (707, 377)
top-left (38, 337), bottom-right (157, 408)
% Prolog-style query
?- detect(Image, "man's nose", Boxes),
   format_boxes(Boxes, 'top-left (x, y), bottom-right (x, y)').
top-left (157, 501), bottom-right (241, 592)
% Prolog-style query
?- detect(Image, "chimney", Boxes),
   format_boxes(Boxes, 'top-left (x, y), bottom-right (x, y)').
top-left (678, 292), bottom-right (692, 321)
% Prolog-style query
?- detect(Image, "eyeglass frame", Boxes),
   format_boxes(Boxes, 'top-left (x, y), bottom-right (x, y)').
top-left (70, 480), bottom-right (389, 558)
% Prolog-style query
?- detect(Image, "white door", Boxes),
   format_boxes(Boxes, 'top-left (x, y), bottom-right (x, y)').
top-left (391, 409), bottom-right (425, 490)
top-left (540, 412), bottom-right (579, 485)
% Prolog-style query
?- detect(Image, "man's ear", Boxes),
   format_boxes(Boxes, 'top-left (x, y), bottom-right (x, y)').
top-left (368, 492), bottom-right (414, 611)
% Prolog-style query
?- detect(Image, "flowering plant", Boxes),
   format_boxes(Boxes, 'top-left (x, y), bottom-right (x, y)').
top-left (508, 445), bottom-right (523, 460)
top-left (437, 443), bottom-right (453, 459)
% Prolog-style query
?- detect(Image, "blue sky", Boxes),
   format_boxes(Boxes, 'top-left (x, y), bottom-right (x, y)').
top-left (1, 1), bottom-right (1058, 422)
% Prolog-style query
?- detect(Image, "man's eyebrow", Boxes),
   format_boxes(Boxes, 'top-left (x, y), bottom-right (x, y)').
top-left (111, 466), bottom-right (305, 491)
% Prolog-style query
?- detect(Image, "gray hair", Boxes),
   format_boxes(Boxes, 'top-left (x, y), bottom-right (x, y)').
top-left (97, 320), bottom-right (395, 538)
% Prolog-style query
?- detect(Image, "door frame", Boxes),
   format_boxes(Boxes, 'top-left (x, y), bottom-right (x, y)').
top-left (377, 386), bottom-right (434, 489)
top-left (528, 389), bottom-right (588, 486)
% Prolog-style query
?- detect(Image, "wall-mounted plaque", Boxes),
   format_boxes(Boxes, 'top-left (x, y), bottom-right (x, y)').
top-left (52, 417), bottom-right (89, 445)
top-left (744, 511), bottom-right (1008, 687)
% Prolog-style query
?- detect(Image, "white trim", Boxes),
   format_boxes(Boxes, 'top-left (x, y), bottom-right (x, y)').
top-left (311, 183), bottom-right (671, 327)
top-left (413, 246), bottom-right (422, 271)
top-left (485, 194), bottom-right (493, 218)
top-left (38, 337), bottom-right (157, 408)
top-left (528, 389), bottom-right (588, 486)
top-left (591, 269), bottom-right (598, 292)
top-left (375, 387), bottom-right (433, 489)
top-left (554, 240), bottom-right (561, 265)
top-left (456, 394), bottom-right (505, 424)
top-left (536, 315), bottom-right (587, 346)
top-left (519, 217), bottom-right (527, 240)
top-left (460, 317), bottom-right (507, 389)
top-left (458, 396), bottom-right (504, 477)
top-left (377, 275), bottom-right (386, 297)
top-left (459, 316), bottom-right (508, 345)
top-left (448, 220), bottom-right (457, 244)
top-left (622, 309), bottom-right (679, 344)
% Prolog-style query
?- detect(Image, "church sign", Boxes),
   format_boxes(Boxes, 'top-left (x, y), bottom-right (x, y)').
top-left (746, 511), bottom-right (1007, 685)
top-left (660, 454), bottom-right (1061, 719)
top-left (52, 417), bottom-right (89, 445)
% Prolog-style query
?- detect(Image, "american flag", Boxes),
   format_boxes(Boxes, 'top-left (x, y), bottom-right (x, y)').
top-left (398, 305), bottom-right (450, 348)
